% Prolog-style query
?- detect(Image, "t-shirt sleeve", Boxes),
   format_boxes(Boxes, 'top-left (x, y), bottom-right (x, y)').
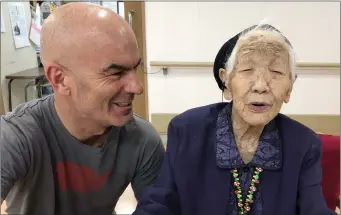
top-left (131, 137), bottom-right (165, 200)
top-left (1, 117), bottom-right (32, 201)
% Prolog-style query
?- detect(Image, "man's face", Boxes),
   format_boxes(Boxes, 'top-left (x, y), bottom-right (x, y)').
top-left (229, 30), bottom-right (293, 126)
top-left (66, 33), bottom-right (143, 127)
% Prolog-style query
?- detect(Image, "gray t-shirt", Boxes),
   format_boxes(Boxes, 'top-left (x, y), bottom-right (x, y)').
top-left (1, 95), bottom-right (165, 215)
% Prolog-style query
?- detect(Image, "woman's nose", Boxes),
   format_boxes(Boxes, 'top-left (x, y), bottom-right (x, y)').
top-left (251, 74), bottom-right (270, 94)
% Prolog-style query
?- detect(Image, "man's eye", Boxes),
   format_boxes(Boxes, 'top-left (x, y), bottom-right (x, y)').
top-left (112, 71), bottom-right (124, 76)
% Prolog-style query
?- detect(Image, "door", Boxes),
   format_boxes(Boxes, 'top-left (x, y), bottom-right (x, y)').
top-left (124, 2), bottom-right (149, 120)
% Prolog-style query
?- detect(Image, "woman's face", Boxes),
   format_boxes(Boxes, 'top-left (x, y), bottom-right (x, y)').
top-left (228, 30), bottom-right (293, 126)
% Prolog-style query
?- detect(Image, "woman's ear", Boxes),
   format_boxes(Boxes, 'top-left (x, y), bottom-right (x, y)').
top-left (219, 68), bottom-right (233, 100)
top-left (284, 88), bottom-right (292, 103)
top-left (283, 83), bottom-right (294, 103)
top-left (219, 68), bottom-right (227, 84)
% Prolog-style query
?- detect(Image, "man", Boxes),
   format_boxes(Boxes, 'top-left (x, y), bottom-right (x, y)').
top-left (1, 3), bottom-right (164, 215)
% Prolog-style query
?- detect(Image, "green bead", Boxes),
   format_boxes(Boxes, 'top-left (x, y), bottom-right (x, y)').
top-left (247, 194), bottom-right (253, 199)
top-left (237, 194), bottom-right (242, 199)
top-left (233, 173), bottom-right (238, 177)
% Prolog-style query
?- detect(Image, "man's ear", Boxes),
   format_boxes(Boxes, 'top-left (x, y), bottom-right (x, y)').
top-left (44, 62), bottom-right (71, 95)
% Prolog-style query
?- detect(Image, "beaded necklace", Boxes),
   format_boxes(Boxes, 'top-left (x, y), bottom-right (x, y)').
top-left (231, 167), bottom-right (263, 215)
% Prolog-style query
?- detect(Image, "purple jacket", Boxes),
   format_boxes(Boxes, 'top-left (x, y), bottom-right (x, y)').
top-left (133, 102), bottom-right (336, 215)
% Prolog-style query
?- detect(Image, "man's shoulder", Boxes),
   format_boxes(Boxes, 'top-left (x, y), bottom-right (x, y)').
top-left (122, 114), bottom-right (164, 160)
top-left (130, 114), bottom-right (161, 143)
top-left (3, 96), bottom-right (51, 123)
top-left (2, 96), bottom-right (52, 143)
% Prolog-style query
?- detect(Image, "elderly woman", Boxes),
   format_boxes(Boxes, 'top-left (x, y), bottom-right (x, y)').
top-left (133, 24), bottom-right (336, 215)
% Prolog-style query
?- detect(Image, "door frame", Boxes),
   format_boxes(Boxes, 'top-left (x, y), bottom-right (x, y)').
top-left (124, 1), bottom-right (149, 121)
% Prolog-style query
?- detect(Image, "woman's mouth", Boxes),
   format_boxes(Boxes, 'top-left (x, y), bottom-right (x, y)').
top-left (248, 102), bottom-right (270, 112)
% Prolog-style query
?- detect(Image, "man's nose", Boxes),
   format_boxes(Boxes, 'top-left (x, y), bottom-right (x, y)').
top-left (124, 72), bottom-right (144, 95)
top-left (251, 74), bottom-right (270, 94)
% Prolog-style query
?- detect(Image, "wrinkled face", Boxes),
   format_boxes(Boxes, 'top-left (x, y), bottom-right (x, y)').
top-left (65, 32), bottom-right (143, 127)
top-left (228, 30), bottom-right (293, 126)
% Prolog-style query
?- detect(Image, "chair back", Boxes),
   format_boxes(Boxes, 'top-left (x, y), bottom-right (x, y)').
top-left (320, 134), bottom-right (340, 211)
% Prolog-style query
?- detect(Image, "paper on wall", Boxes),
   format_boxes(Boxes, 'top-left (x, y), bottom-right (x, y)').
top-left (8, 2), bottom-right (30, 49)
top-left (29, 22), bottom-right (41, 46)
top-left (1, 6), bottom-right (5, 32)
top-left (29, 4), bottom-right (42, 46)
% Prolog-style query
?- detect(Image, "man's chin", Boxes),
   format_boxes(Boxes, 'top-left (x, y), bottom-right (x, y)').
top-left (109, 112), bottom-right (134, 127)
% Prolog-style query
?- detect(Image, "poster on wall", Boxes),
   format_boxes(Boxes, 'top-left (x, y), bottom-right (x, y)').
top-left (1, 6), bottom-right (5, 32)
top-left (8, 2), bottom-right (30, 49)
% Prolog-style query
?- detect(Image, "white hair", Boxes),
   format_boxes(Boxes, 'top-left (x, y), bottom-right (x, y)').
top-left (225, 23), bottom-right (297, 86)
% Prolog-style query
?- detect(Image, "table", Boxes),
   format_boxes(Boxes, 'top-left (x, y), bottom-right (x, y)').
top-left (5, 67), bottom-right (45, 111)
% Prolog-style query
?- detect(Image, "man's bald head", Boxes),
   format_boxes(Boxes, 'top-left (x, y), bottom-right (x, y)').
top-left (40, 2), bottom-right (136, 69)
top-left (41, 2), bottom-right (143, 130)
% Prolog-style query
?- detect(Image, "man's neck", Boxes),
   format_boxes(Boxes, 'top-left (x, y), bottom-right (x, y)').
top-left (54, 97), bottom-right (109, 143)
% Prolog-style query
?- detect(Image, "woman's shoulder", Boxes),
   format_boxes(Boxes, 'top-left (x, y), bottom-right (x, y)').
top-left (276, 113), bottom-right (321, 151)
top-left (170, 102), bottom-right (228, 126)
top-left (276, 113), bottom-right (318, 136)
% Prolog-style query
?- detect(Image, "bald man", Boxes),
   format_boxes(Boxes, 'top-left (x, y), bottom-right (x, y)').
top-left (0, 3), bottom-right (164, 215)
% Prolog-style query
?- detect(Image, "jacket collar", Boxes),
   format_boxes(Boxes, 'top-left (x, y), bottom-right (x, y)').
top-left (216, 102), bottom-right (282, 170)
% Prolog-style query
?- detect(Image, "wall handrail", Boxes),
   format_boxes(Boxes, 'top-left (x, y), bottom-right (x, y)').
top-left (150, 61), bottom-right (340, 69)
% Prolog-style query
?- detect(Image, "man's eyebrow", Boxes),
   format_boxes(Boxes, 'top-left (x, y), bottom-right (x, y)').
top-left (104, 58), bottom-right (142, 72)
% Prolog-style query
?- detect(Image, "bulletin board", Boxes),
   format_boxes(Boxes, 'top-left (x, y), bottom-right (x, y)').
top-left (1, 2), bottom-right (38, 111)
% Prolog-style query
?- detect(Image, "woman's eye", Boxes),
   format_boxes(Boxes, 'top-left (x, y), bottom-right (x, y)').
top-left (271, 70), bottom-right (283, 75)
top-left (240, 69), bottom-right (253, 72)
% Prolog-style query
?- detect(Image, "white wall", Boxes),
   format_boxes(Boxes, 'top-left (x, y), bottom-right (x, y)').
top-left (145, 2), bottom-right (340, 117)
top-left (1, 2), bottom-right (38, 112)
